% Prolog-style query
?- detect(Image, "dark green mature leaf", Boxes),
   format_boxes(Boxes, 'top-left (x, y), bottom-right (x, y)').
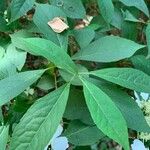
top-left (10, 84), bottom-right (70, 150)
top-left (64, 88), bottom-right (93, 125)
top-left (91, 79), bottom-right (150, 132)
top-left (11, 37), bottom-right (77, 74)
top-left (146, 23), bottom-right (150, 57)
top-left (91, 68), bottom-right (150, 93)
top-left (81, 78), bottom-right (129, 150)
top-left (51, 0), bottom-right (86, 18)
top-left (0, 0), bottom-right (6, 15)
top-left (10, 0), bottom-right (35, 22)
top-left (33, 4), bottom-right (68, 49)
top-left (64, 120), bottom-right (104, 146)
top-left (119, 0), bottom-right (149, 17)
top-left (0, 16), bottom-right (9, 32)
top-left (131, 55), bottom-right (150, 76)
top-left (97, 0), bottom-right (114, 23)
top-left (0, 125), bottom-right (9, 150)
top-left (0, 69), bottom-right (45, 106)
top-left (72, 36), bottom-right (145, 62)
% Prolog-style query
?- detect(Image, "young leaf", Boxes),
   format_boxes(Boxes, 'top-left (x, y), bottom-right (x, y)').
top-left (146, 23), bottom-right (150, 57)
top-left (11, 37), bottom-right (77, 74)
top-left (10, 84), bottom-right (70, 150)
top-left (0, 69), bottom-right (45, 106)
top-left (72, 36), bottom-right (145, 62)
top-left (10, 0), bottom-right (35, 22)
top-left (81, 78), bottom-right (129, 150)
top-left (51, 0), bottom-right (86, 18)
top-left (97, 0), bottom-right (114, 23)
top-left (119, 0), bottom-right (149, 17)
top-left (0, 125), bottom-right (9, 150)
top-left (63, 120), bottom-right (104, 146)
top-left (91, 68), bottom-right (150, 93)
top-left (33, 4), bottom-right (68, 49)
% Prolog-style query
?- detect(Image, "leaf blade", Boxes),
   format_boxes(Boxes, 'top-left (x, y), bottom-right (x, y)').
top-left (0, 69), bottom-right (45, 106)
top-left (72, 36), bottom-right (145, 62)
top-left (91, 68), bottom-right (150, 93)
top-left (10, 84), bottom-right (70, 150)
top-left (81, 78), bottom-right (129, 150)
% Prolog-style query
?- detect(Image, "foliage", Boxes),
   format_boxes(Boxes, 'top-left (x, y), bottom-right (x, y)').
top-left (0, 0), bottom-right (150, 149)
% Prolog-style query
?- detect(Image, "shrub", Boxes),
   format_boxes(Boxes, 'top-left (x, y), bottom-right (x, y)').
top-left (0, 0), bottom-right (150, 149)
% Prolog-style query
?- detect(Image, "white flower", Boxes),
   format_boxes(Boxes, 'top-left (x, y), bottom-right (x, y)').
top-left (134, 91), bottom-right (149, 107)
top-left (131, 139), bottom-right (148, 150)
top-left (44, 125), bottom-right (69, 150)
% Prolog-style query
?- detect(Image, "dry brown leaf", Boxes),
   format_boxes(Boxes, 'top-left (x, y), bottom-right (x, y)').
top-left (48, 17), bottom-right (69, 33)
top-left (74, 15), bottom-right (93, 29)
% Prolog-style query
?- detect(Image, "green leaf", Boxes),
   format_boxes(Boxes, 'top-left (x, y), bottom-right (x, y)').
top-left (51, 0), bottom-right (86, 18)
top-left (10, 84), bottom-right (70, 150)
top-left (0, 16), bottom-right (9, 32)
top-left (81, 78), bottom-right (129, 150)
top-left (64, 120), bottom-right (104, 146)
top-left (91, 68), bottom-right (150, 93)
top-left (0, 125), bottom-right (9, 150)
top-left (72, 28), bottom-right (95, 48)
top-left (146, 23), bottom-right (150, 57)
top-left (91, 79), bottom-right (150, 132)
top-left (0, 69), bottom-right (45, 106)
top-left (33, 4), bottom-right (68, 49)
top-left (97, 0), bottom-right (114, 23)
top-left (64, 88), bottom-right (93, 125)
top-left (6, 44), bottom-right (27, 71)
top-left (124, 10), bottom-right (140, 22)
top-left (119, 0), bottom-right (149, 17)
top-left (11, 37), bottom-right (77, 74)
top-left (10, 0), bottom-right (35, 22)
top-left (0, 0), bottom-right (6, 15)
top-left (131, 55), bottom-right (150, 76)
top-left (37, 75), bottom-right (55, 90)
top-left (72, 36), bottom-right (145, 62)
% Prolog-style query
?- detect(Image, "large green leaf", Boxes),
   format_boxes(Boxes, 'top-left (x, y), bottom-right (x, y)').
top-left (0, 125), bottom-right (9, 150)
top-left (97, 0), bottom-right (114, 23)
top-left (146, 23), bottom-right (150, 57)
top-left (33, 4), bottom-right (68, 49)
top-left (0, 69), bottom-right (45, 106)
top-left (10, 84), bottom-right (70, 150)
top-left (64, 120), bottom-right (104, 146)
top-left (72, 36), bottom-right (145, 62)
top-left (90, 79), bottom-right (150, 132)
top-left (81, 78), bottom-right (129, 150)
top-left (11, 37), bottom-right (77, 74)
top-left (91, 68), bottom-right (150, 93)
top-left (51, 0), bottom-right (86, 18)
top-left (119, 0), bottom-right (149, 17)
top-left (10, 0), bottom-right (35, 22)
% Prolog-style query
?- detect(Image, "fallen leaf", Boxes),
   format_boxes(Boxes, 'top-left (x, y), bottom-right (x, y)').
top-left (48, 17), bottom-right (69, 33)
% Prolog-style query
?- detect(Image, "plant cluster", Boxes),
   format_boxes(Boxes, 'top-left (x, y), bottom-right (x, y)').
top-left (1, 0), bottom-right (150, 150)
